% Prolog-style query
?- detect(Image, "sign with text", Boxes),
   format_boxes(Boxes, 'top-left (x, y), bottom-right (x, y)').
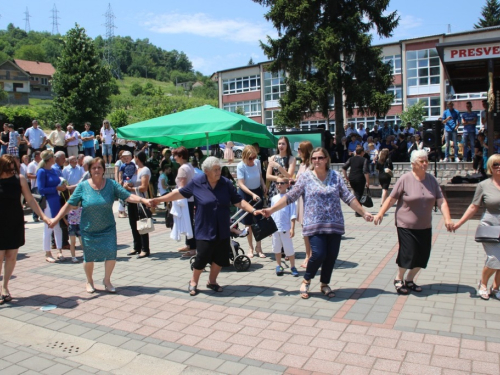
top-left (443, 42), bottom-right (500, 62)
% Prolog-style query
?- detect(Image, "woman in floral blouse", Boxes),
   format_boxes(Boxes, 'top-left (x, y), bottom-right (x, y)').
top-left (257, 147), bottom-right (373, 299)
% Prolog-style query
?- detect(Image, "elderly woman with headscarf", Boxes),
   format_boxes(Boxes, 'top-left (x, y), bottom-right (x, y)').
top-left (151, 157), bottom-right (257, 296)
top-left (374, 150), bottom-right (453, 295)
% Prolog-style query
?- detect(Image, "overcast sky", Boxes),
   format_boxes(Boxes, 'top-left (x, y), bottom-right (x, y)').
top-left (0, 0), bottom-right (488, 75)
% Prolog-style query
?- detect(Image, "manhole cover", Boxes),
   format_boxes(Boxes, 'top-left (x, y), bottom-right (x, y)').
top-left (46, 341), bottom-right (80, 354)
top-left (40, 305), bottom-right (57, 311)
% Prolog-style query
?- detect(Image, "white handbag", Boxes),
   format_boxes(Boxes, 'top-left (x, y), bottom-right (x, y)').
top-left (135, 188), bottom-right (155, 235)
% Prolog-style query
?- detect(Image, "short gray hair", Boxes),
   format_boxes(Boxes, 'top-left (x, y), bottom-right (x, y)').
top-left (83, 156), bottom-right (94, 167)
top-left (410, 149), bottom-right (428, 164)
top-left (54, 151), bottom-right (66, 159)
top-left (201, 156), bottom-right (221, 172)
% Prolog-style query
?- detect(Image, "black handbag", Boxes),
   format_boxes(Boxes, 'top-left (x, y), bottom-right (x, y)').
top-left (360, 187), bottom-right (373, 208)
top-left (33, 194), bottom-right (46, 211)
top-left (251, 217), bottom-right (278, 242)
top-left (475, 226), bottom-right (500, 243)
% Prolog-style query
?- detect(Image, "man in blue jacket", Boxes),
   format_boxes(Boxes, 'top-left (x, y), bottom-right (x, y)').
top-left (441, 101), bottom-right (461, 162)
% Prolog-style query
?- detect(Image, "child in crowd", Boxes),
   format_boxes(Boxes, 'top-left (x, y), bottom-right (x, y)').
top-left (368, 143), bottom-right (378, 175)
top-left (68, 206), bottom-right (83, 263)
top-left (119, 151), bottom-right (136, 183)
top-left (270, 177), bottom-right (298, 276)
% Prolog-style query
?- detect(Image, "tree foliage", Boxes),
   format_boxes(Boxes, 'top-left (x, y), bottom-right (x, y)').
top-left (399, 100), bottom-right (426, 128)
top-left (14, 44), bottom-right (47, 61)
top-left (254, 0), bottom-right (399, 139)
top-left (109, 109), bottom-right (129, 128)
top-left (0, 105), bottom-right (45, 128)
top-left (474, 0), bottom-right (500, 28)
top-left (52, 25), bottom-right (115, 130)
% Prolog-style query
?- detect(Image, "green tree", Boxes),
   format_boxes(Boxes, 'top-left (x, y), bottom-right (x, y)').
top-left (475, 0), bottom-right (500, 28)
top-left (52, 25), bottom-right (114, 130)
top-left (0, 50), bottom-right (10, 63)
top-left (248, 58), bottom-right (254, 65)
top-left (14, 44), bottom-right (47, 61)
top-left (129, 82), bottom-right (143, 96)
top-left (254, 0), bottom-right (398, 140)
top-left (399, 100), bottom-right (426, 128)
top-left (0, 86), bottom-right (8, 102)
top-left (109, 109), bottom-right (129, 128)
top-left (234, 107), bottom-right (246, 116)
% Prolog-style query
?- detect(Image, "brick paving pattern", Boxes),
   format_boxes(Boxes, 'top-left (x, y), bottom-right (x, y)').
top-left (0, 198), bottom-right (499, 374)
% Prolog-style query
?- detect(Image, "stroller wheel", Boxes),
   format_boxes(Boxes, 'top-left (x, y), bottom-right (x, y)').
top-left (233, 255), bottom-right (251, 272)
top-left (236, 248), bottom-right (245, 256)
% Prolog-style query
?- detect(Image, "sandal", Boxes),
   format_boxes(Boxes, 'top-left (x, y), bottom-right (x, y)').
top-left (300, 281), bottom-right (310, 299)
top-left (490, 287), bottom-right (500, 299)
top-left (206, 283), bottom-right (223, 292)
top-left (127, 251), bottom-right (139, 256)
top-left (405, 280), bottom-right (422, 292)
top-left (181, 250), bottom-right (196, 258)
top-left (86, 283), bottom-right (95, 294)
top-left (394, 280), bottom-right (409, 295)
top-left (57, 253), bottom-right (65, 261)
top-left (320, 285), bottom-right (335, 298)
top-left (258, 253), bottom-right (267, 258)
top-left (478, 281), bottom-right (490, 300)
top-left (45, 257), bottom-right (56, 263)
top-left (188, 282), bottom-right (198, 296)
top-left (2, 294), bottom-right (12, 303)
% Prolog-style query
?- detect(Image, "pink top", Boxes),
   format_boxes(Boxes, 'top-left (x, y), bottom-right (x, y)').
top-left (389, 172), bottom-right (443, 229)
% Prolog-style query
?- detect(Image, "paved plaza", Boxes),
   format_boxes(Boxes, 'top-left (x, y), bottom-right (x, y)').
top-left (1, 197), bottom-right (500, 374)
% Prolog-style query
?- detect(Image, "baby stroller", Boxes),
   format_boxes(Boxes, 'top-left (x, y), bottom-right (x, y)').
top-left (190, 204), bottom-right (255, 272)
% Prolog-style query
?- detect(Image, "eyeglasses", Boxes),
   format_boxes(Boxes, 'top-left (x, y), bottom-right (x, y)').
top-left (276, 182), bottom-right (288, 185)
top-left (311, 156), bottom-right (326, 161)
top-left (493, 163), bottom-right (500, 168)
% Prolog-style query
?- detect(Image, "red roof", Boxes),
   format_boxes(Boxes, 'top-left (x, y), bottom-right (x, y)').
top-left (14, 59), bottom-right (55, 77)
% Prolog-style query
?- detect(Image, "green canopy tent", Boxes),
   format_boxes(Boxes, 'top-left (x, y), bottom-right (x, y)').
top-left (116, 105), bottom-right (276, 151)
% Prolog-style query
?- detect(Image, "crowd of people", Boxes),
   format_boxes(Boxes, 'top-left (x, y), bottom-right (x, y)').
top-left (0, 119), bottom-right (499, 305)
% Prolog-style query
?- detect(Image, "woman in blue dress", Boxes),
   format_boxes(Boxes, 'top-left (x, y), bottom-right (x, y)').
top-left (50, 158), bottom-right (152, 294)
top-left (37, 150), bottom-right (68, 263)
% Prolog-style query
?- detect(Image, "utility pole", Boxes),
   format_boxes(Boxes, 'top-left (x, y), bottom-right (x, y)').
top-left (50, 4), bottom-right (60, 35)
top-left (23, 7), bottom-right (31, 33)
top-left (103, 3), bottom-right (121, 79)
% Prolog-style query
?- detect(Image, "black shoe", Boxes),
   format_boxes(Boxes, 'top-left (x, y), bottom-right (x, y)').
top-left (137, 252), bottom-right (150, 259)
top-left (127, 251), bottom-right (140, 256)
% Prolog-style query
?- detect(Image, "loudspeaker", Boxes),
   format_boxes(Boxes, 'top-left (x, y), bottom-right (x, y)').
top-left (422, 120), bottom-right (442, 148)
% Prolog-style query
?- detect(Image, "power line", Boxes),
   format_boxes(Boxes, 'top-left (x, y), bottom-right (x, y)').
top-left (23, 7), bottom-right (31, 33)
top-left (50, 4), bottom-right (60, 35)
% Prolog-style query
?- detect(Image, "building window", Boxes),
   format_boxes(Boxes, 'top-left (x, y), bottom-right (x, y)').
top-left (265, 110), bottom-right (279, 129)
top-left (41, 78), bottom-right (48, 85)
top-left (300, 120), bottom-right (326, 132)
top-left (383, 55), bottom-right (402, 74)
top-left (222, 75), bottom-right (260, 95)
top-left (387, 85), bottom-right (402, 104)
top-left (223, 100), bottom-right (261, 117)
top-left (406, 49), bottom-right (440, 88)
top-left (264, 71), bottom-right (286, 101)
top-left (347, 116), bottom-right (401, 130)
top-left (407, 96), bottom-right (441, 118)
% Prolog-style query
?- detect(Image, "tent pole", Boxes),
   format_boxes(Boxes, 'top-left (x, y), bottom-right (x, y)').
top-left (205, 132), bottom-right (209, 157)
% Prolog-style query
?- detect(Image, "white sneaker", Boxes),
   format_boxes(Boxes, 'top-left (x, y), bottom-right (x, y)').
top-left (455, 158), bottom-right (460, 163)
top-left (71, 257), bottom-right (79, 263)
top-left (238, 227), bottom-right (249, 237)
top-left (443, 158), bottom-right (449, 162)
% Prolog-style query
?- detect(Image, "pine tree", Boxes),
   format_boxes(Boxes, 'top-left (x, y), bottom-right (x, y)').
top-left (474, 0), bottom-right (500, 28)
top-left (52, 24), bottom-right (115, 129)
top-left (253, 0), bottom-right (399, 138)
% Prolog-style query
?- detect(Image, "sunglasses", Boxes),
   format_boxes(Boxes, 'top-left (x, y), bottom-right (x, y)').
top-left (276, 182), bottom-right (288, 185)
top-left (248, 156), bottom-right (256, 161)
top-left (493, 163), bottom-right (500, 168)
top-left (311, 156), bottom-right (326, 161)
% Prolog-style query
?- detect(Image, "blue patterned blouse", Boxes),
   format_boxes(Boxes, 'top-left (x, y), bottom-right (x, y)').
top-left (285, 169), bottom-right (355, 236)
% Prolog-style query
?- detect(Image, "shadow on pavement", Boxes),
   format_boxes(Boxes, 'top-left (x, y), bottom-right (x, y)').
top-left (411, 283), bottom-right (477, 298)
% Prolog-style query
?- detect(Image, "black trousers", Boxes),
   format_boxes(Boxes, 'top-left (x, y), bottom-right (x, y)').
top-left (186, 202), bottom-right (196, 249)
top-left (128, 203), bottom-right (150, 253)
top-left (349, 178), bottom-right (366, 202)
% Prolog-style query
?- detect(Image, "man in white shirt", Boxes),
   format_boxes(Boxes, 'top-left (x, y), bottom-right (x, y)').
top-left (63, 156), bottom-right (84, 191)
top-left (65, 124), bottom-right (81, 157)
top-left (345, 123), bottom-right (357, 137)
top-left (25, 120), bottom-right (47, 158)
top-left (48, 123), bottom-right (67, 155)
top-left (357, 124), bottom-right (367, 140)
top-left (27, 151), bottom-right (42, 222)
top-left (100, 119), bottom-right (115, 166)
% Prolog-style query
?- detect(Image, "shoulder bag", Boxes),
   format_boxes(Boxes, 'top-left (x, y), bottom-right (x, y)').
top-left (360, 187), bottom-right (374, 208)
top-left (135, 188), bottom-right (154, 235)
top-left (475, 225), bottom-right (500, 243)
top-left (251, 217), bottom-right (278, 242)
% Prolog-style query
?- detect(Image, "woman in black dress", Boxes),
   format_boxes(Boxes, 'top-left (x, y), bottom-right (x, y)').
top-left (0, 155), bottom-right (49, 303)
top-left (342, 145), bottom-right (369, 216)
top-left (376, 148), bottom-right (393, 206)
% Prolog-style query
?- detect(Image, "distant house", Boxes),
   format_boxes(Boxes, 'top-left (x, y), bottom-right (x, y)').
top-left (0, 60), bottom-right (30, 105)
top-left (14, 59), bottom-right (55, 99)
top-left (192, 81), bottom-right (204, 88)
